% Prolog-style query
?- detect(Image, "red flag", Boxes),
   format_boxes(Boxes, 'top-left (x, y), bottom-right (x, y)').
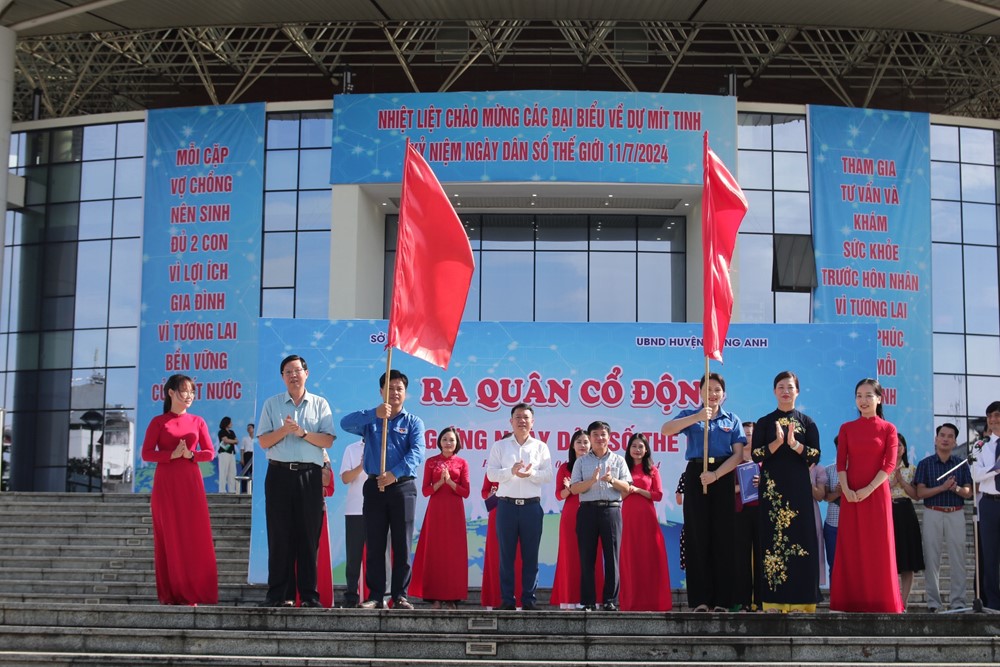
top-left (387, 142), bottom-right (475, 370)
top-left (702, 132), bottom-right (748, 362)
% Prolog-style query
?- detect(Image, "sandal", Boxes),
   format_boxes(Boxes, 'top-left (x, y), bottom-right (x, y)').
top-left (693, 604), bottom-right (710, 612)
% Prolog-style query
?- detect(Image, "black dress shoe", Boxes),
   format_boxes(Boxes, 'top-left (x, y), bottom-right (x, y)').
top-left (258, 599), bottom-right (294, 608)
top-left (602, 602), bottom-right (619, 612)
top-left (359, 599), bottom-right (383, 609)
top-left (300, 599), bottom-right (323, 608)
top-left (522, 602), bottom-right (539, 611)
top-left (391, 597), bottom-right (414, 610)
top-left (497, 603), bottom-right (516, 611)
top-left (581, 604), bottom-right (597, 611)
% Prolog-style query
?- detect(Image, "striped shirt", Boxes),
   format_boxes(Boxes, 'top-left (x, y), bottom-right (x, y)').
top-left (914, 454), bottom-right (971, 508)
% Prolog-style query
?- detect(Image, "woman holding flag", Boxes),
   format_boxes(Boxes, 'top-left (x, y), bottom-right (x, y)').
top-left (661, 373), bottom-right (746, 612)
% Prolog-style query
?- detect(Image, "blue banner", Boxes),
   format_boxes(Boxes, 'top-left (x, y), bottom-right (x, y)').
top-left (248, 319), bottom-right (876, 590)
top-left (135, 104), bottom-right (265, 493)
top-left (331, 90), bottom-right (736, 184)
top-left (809, 105), bottom-right (933, 447)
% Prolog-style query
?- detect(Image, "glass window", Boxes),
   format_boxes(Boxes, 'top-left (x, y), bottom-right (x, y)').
top-left (775, 291), bottom-right (811, 323)
top-left (480, 251), bottom-right (533, 321)
top-left (637, 252), bottom-right (684, 322)
top-left (262, 288), bottom-right (295, 318)
top-left (265, 150), bottom-right (298, 190)
top-left (590, 253), bottom-right (636, 321)
top-left (740, 191), bottom-right (773, 234)
top-left (106, 328), bottom-right (137, 367)
top-left (773, 152), bottom-right (809, 191)
top-left (960, 127), bottom-right (995, 166)
top-left (962, 202), bottom-right (998, 246)
top-left (934, 333), bottom-right (966, 373)
top-left (48, 163), bottom-right (82, 203)
top-left (738, 151), bottom-right (772, 190)
top-left (590, 215), bottom-right (635, 250)
top-left (772, 116), bottom-right (807, 152)
top-left (536, 215), bottom-right (587, 250)
top-left (40, 331), bottom-right (73, 369)
top-left (79, 201), bottom-right (113, 240)
top-left (961, 164), bottom-right (997, 204)
top-left (294, 232), bottom-right (330, 318)
top-left (932, 199), bottom-right (961, 243)
top-left (74, 240), bottom-right (110, 329)
top-left (112, 199), bottom-right (142, 238)
top-left (50, 128), bottom-right (83, 163)
top-left (463, 253), bottom-right (481, 321)
top-left (116, 123), bottom-right (145, 158)
top-left (263, 232), bottom-right (296, 288)
top-left (773, 191), bottom-right (811, 234)
top-left (83, 125), bottom-right (116, 161)
top-left (637, 215), bottom-right (685, 252)
top-left (737, 114), bottom-right (772, 150)
top-left (80, 161), bottom-right (115, 200)
top-left (114, 158), bottom-right (144, 198)
top-left (267, 115), bottom-right (300, 149)
top-left (932, 243), bottom-right (965, 333)
top-left (47, 203), bottom-right (80, 243)
top-left (108, 239), bottom-right (140, 328)
top-left (297, 190), bottom-right (331, 231)
top-left (933, 373), bottom-right (966, 416)
top-left (735, 233), bottom-right (774, 323)
top-left (265, 191), bottom-right (297, 231)
top-left (966, 336), bottom-right (1000, 376)
top-left (299, 149), bottom-right (331, 189)
top-left (300, 114), bottom-right (332, 148)
top-left (482, 214), bottom-right (534, 250)
top-left (930, 124), bottom-right (959, 162)
top-left (964, 245), bottom-right (999, 335)
top-left (72, 329), bottom-right (106, 368)
top-left (534, 252), bottom-right (587, 322)
top-left (105, 367), bottom-right (137, 409)
top-left (931, 161), bottom-right (960, 200)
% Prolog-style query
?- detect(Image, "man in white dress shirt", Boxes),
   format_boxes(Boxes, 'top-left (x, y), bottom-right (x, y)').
top-left (486, 403), bottom-right (553, 610)
top-left (971, 401), bottom-right (1000, 610)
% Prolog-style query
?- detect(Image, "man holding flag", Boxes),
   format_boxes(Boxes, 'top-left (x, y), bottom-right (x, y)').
top-left (342, 140), bottom-right (475, 610)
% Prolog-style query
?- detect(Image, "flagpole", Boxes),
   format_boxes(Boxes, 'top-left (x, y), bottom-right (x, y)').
top-left (379, 348), bottom-right (393, 491)
top-left (702, 354), bottom-right (710, 494)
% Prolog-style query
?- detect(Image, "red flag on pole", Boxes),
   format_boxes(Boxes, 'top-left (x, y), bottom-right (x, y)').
top-left (387, 141), bottom-right (475, 370)
top-left (702, 132), bottom-right (748, 362)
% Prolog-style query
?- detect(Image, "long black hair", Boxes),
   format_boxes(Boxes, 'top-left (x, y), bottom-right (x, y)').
top-left (627, 432), bottom-right (653, 475)
top-left (162, 374), bottom-right (194, 414)
top-left (855, 377), bottom-right (885, 419)
top-left (898, 433), bottom-right (909, 467)
top-left (567, 429), bottom-right (587, 473)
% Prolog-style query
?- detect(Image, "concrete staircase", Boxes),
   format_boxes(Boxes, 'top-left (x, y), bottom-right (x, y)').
top-left (0, 492), bottom-right (997, 666)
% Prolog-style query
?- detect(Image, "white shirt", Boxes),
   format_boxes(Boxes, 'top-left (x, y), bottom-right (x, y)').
top-left (486, 434), bottom-right (553, 499)
top-left (240, 434), bottom-right (254, 455)
top-left (339, 441), bottom-right (366, 515)
top-left (971, 435), bottom-right (1000, 495)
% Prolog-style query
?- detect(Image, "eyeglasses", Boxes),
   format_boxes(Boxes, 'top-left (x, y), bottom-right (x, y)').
top-left (283, 368), bottom-right (305, 376)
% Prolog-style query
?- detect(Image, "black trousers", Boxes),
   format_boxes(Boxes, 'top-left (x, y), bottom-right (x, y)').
top-left (683, 459), bottom-right (736, 609)
top-left (264, 462), bottom-right (324, 604)
top-left (734, 503), bottom-right (762, 609)
top-left (576, 503), bottom-right (622, 606)
top-left (343, 514), bottom-right (366, 605)
top-left (363, 476), bottom-right (416, 601)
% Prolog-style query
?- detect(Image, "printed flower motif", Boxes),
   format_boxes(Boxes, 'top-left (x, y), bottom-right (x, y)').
top-left (776, 417), bottom-right (805, 435)
top-left (761, 475), bottom-right (808, 592)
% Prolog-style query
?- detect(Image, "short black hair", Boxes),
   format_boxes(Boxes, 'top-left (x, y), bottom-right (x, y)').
top-left (437, 426), bottom-right (463, 453)
top-left (587, 420), bottom-right (610, 434)
top-left (380, 369), bottom-right (409, 389)
top-left (936, 422), bottom-right (959, 438)
top-left (987, 401), bottom-right (1000, 416)
top-left (510, 403), bottom-right (533, 417)
top-left (280, 354), bottom-right (307, 374)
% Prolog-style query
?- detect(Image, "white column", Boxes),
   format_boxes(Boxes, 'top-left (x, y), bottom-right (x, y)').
top-left (329, 184), bottom-right (386, 319)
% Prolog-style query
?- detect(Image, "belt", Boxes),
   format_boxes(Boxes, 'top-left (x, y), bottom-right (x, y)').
top-left (367, 474), bottom-right (415, 483)
top-left (499, 496), bottom-right (540, 506)
top-left (269, 460), bottom-right (320, 471)
top-left (928, 505), bottom-right (963, 513)
top-left (689, 458), bottom-right (717, 465)
top-left (982, 493), bottom-right (1000, 500)
top-left (892, 497), bottom-right (912, 503)
top-left (581, 500), bottom-right (621, 508)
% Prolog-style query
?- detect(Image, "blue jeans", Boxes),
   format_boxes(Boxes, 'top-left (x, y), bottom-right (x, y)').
top-left (823, 521), bottom-right (838, 580)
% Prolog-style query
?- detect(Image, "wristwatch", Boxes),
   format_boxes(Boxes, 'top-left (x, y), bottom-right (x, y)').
top-left (301, 430), bottom-right (308, 439)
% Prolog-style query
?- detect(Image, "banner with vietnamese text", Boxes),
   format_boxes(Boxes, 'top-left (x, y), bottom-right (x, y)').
top-left (809, 105), bottom-right (933, 448)
top-left (248, 319), bottom-right (877, 590)
top-left (135, 104), bottom-right (265, 493)
top-left (331, 90), bottom-right (736, 184)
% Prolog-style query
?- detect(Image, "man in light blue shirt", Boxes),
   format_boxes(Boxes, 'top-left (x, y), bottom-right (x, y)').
top-left (570, 420), bottom-right (631, 611)
top-left (257, 354), bottom-right (335, 608)
top-left (341, 369), bottom-right (425, 610)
